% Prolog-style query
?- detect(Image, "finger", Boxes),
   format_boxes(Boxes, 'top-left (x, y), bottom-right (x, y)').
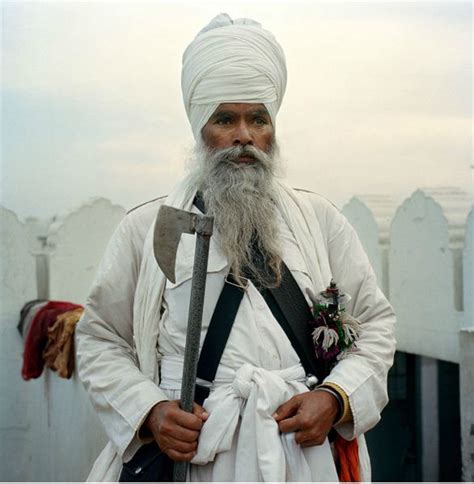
top-left (172, 409), bottom-right (204, 431)
top-left (162, 436), bottom-right (198, 454)
top-left (294, 429), bottom-right (312, 445)
top-left (294, 428), bottom-right (327, 447)
top-left (193, 402), bottom-right (209, 421)
top-left (168, 425), bottom-right (200, 443)
top-left (278, 415), bottom-right (301, 433)
top-left (300, 439), bottom-right (326, 448)
top-left (166, 449), bottom-right (196, 462)
top-left (273, 397), bottom-right (300, 421)
top-left (295, 436), bottom-right (326, 447)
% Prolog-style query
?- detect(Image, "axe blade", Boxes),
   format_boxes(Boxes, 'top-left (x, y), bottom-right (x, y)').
top-left (153, 205), bottom-right (197, 284)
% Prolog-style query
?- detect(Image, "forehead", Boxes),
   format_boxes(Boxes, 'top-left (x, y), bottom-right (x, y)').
top-left (212, 103), bottom-right (269, 116)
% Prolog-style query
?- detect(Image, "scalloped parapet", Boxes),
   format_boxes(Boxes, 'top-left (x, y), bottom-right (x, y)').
top-left (47, 198), bottom-right (126, 303)
top-left (389, 190), bottom-right (460, 362)
top-left (342, 197), bottom-right (383, 289)
top-left (348, 194), bottom-right (398, 245)
top-left (24, 216), bottom-right (53, 252)
top-left (342, 195), bottom-right (398, 297)
top-left (0, 205), bottom-right (36, 481)
top-left (420, 187), bottom-right (472, 249)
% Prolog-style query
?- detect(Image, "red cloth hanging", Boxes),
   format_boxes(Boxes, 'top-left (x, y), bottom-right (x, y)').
top-left (21, 300), bottom-right (83, 380)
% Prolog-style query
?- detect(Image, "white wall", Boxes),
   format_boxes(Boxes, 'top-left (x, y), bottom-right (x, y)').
top-left (389, 190), bottom-right (459, 362)
top-left (0, 207), bottom-right (37, 481)
top-left (48, 198), bottom-right (126, 304)
top-left (0, 199), bottom-right (125, 481)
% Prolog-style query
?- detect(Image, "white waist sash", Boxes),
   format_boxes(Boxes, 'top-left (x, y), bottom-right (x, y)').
top-left (160, 355), bottom-right (338, 482)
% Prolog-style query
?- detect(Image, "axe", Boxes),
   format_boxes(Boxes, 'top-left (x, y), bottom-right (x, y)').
top-left (153, 204), bottom-right (214, 482)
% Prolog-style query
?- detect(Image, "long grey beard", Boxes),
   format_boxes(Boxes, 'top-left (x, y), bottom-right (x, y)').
top-left (191, 143), bottom-right (282, 288)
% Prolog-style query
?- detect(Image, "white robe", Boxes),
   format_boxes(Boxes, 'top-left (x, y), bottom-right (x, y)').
top-left (76, 178), bottom-right (396, 481)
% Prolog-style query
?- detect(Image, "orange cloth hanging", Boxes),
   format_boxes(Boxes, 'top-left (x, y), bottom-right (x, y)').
top-left (334, 435), bottom-right (360, 482)
top-left (43, 307), bottom-right (84, 378)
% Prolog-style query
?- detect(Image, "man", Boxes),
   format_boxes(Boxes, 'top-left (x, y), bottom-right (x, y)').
top-left (76, 13), bottom-right (396, 482)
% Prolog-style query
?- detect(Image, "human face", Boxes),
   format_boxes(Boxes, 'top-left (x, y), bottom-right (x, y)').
top-left (201, 103), bottom-right (274, 163)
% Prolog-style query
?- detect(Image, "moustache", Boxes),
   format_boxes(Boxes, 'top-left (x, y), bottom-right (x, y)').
top-left (210, 145), bottom-right (272, 166)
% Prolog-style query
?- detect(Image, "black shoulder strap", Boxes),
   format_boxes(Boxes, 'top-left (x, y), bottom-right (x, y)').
top-left (194, 275), bottom-right (245, 404)
top-left (263, 266), bottom-right (326, 381)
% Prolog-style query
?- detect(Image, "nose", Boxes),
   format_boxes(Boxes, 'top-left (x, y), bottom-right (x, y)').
top-left (233, 121), bottom-right (253, 146)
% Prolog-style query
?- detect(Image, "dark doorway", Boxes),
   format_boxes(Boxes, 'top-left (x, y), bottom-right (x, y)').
top-left (366, 352), bottom-right (421, 481)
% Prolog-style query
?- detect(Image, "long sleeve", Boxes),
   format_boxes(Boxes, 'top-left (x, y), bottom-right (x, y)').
top-left (75, 210), bottom-right (169, 461)
top-left (309, 196), bottom-right (396, 440)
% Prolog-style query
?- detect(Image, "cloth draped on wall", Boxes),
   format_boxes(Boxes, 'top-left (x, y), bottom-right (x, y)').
top-left (76, 176), bottom-right (396, 481)
top-left (43, 307), bottom-right (84, 378)
top-left (21, 300), bottom-right (83, 380)
top-left (18, 300), bottom-right (48, 340)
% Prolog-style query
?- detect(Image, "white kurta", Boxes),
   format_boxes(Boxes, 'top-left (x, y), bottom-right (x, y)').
top-left (76, 183), bottom-right (396, 482)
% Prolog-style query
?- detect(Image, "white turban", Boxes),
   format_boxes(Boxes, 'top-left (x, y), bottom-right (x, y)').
top-left (181, 13), bottom-right (287, 140)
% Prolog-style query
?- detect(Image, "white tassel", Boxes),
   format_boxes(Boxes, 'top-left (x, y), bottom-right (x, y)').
top-left (312, 326), bottom-right (325, 342)
top-left (341, 313), bottom-right (361, 345)
top-left (312, 326), bottom-right (339, 351)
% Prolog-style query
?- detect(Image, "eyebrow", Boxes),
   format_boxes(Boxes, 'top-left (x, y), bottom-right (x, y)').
top-left (249, 109), bottom-right (270, 117)
top-left (211, 110), bottom-right (234, 119)
top-left (211, 108), bottom-right (270, 119)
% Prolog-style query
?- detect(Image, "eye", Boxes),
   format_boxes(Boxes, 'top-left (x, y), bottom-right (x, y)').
top-left (215, 114), bottom-right (232, 125)
top-left (254, 116), bottom-right (268, 125)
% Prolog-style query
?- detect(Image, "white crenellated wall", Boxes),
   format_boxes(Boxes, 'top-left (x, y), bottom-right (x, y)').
top-left (389, 189), bottom-right (462, 363)
top-left (342, 194), bottom-right (397, 296)
top-left (0, 199), bottom-right (125, 481)
top-left (48, 197), bottom-right (126, 303)
top-left (0, 187), bottom-right (473, 481)
top-left (0, 207), bottom-right (37, 482)
top-left (342, 197), bottom-right (383, 286)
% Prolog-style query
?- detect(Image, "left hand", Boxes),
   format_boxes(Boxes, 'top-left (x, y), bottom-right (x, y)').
top-left (273, 391), bottom-right (339, 447)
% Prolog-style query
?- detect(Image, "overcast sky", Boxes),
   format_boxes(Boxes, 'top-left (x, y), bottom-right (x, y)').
top-left (1, 1), bottom-right (472, 220)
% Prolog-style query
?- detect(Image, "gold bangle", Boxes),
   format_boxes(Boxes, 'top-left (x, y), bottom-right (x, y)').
top-left (321, 382), bottom-right (352, 425)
